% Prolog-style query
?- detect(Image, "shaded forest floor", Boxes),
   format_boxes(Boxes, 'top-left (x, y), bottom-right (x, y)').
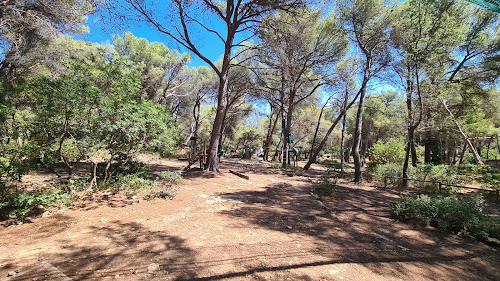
top-left (1, 158), bottom-right (499, 280)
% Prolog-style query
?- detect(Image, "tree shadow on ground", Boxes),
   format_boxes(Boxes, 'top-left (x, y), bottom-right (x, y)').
top-left (217, 181), bottom-right (500, 280)
top-left (12, 221), bottom-right (198, 281)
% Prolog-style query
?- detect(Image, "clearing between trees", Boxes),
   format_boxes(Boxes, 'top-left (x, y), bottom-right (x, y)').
top-left (1, 158), bottom-right (499, 281)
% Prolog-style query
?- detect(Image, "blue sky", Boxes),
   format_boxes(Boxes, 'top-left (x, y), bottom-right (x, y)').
top-left (82, 13), bottom-right (239, 68)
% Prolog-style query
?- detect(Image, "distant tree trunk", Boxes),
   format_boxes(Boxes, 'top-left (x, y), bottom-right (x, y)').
top-left (340, 98), bottom-right (348, 178)
top-left (452, 140), bottom-right (458, 164)
top-left (264, 109), bottom-right (279, 162)
top-left (424, 142), bottom-right (431, 163)
top-left (442, 99), bottom-right (482, 165)
top-left (303, 89), bottom-right (362, 171)
top-left (497, 135), bottom-right (500, 156)
top-left (88, 161), bottom-right (97, 190)
top-left (402, 128), bottom-right (414, 186)
top-left (487, 138), bottom-right (491, 159)
top-left (458, 142), bottom-right (467, 165)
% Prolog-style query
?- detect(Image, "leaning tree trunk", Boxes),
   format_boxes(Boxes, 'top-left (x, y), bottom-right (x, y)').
top-left (310, 94), bottom-right (335, 157)
top-left (303, 89), bottom-right (362, 171)
top-left (442, 99), bottom-right (482, 165)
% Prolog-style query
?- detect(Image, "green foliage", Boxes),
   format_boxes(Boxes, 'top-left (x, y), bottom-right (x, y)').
top-left (0, 188), bottom-right (70, 220)
top-left (237, 127), bottom-right (261, 159)
top-left (113, 174), bottom-right (158, 192)
top-left (316, 157), bottom-right (340, 167)
top-left (477, 166), bottom-right (500, 188)
top-left (373, 163), bottom-right (414, 185)
top-left (97, 154), bottom-right (150, 182)
top-left (414, 164), bottom-right (465, 186)
top-left (272, 163), bottom-right (281, 169)
top-left (157, 171), bottom-right (184, 186)
top-left (282, 165), bottom-right (303, 177)
top-left (368, 138), bottom-right (406, 169)
top-left (390, 194), bottom-right (500, 241)
top-left (313, 176), bottom-right (339, 197)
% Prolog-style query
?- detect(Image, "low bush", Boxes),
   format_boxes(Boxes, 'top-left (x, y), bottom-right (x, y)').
top-left (414, 164), bottom-right (465, 186)
top-left (0, 188), bottom-right (70, 219)
top-left (97, 154), bottom-right (150, 182)
top-left (316, 157), bottom-right (338, 166)
top-left (113, 174), bottom-right (158, 191)
top-left (282, 165), bottom-right (303, 177)
top-left (390, 194), bottom-right (500, 241)
top-left (313, 176), bottom-right (339, 197)
top-left (157, 171), bottom-right (184, 185)
top-left (373, 163), bottom-right (415, 185)
top-left (144, 185), bottom-right (178, 200)
top-left (477, 166), bottom-right (500, 188)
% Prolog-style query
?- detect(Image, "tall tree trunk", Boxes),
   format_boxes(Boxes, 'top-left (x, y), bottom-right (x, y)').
top-left (442, 100), bottom-right (482, 165)
top-left (205, 71), bottom-right (229, 172)
top-left (340, 111), bottom-right (347, 178)
top-left (353, 63), bottom-right (371, 183)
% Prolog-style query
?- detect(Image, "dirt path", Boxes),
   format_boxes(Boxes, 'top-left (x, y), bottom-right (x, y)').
top-left (1, 158), bottom-right (499, 280)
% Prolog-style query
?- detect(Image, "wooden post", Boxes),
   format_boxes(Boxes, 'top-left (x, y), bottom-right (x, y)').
top-left (438, 182), bottom-right (442, 191)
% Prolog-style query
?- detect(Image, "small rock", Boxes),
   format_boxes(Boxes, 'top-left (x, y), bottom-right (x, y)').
top-left (7, 271), bottom-right (16, 277)
top-left (147, 263), bottom-right (160, 274)
top-left (8, 214), bottom-right (16, 219)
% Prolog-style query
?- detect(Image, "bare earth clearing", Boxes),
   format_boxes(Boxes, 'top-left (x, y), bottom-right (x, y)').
top-left (1, 158), bottom-right (499, 280)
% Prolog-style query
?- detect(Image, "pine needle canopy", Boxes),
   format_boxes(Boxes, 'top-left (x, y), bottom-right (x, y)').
top-left (467, 0), bottom-right (500, 12)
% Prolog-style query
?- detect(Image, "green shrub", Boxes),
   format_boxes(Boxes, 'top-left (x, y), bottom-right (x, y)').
top-left (157, 171), bottom-right (184, 185)
top-left (368, 138), bottom-right (405, 169)
top-left (113, 174), bottom-right (157, 191)
top-left (63, 176), bottom-right (89, 192)
top-left (313, 176), bottom-right (338, 197)
top-left (316, 157), bottom-right (337, 166)
top-left (97, 154), bottom-right (150, 182)
top-left (373, 163), bottom-right (415, 185)
top-left (390, 194), bottom-right (499, 241)
top-left (477, 166), bottom-right (500, 188)
top-left (0, 188), bottom-right (70, 219)
top-left (282, 165), bottom-right (303, 176)
top-left (144, 185), bottom-right (178, 200)
top-left (414, 164), bottom-right (465, 186)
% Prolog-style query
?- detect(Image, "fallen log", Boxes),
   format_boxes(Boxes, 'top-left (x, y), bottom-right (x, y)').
top-left (229, 170), bottom-right (249, 180)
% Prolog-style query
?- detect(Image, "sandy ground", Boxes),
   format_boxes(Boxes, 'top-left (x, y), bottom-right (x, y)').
top-left (1, 158), bottom-right (499, 281)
